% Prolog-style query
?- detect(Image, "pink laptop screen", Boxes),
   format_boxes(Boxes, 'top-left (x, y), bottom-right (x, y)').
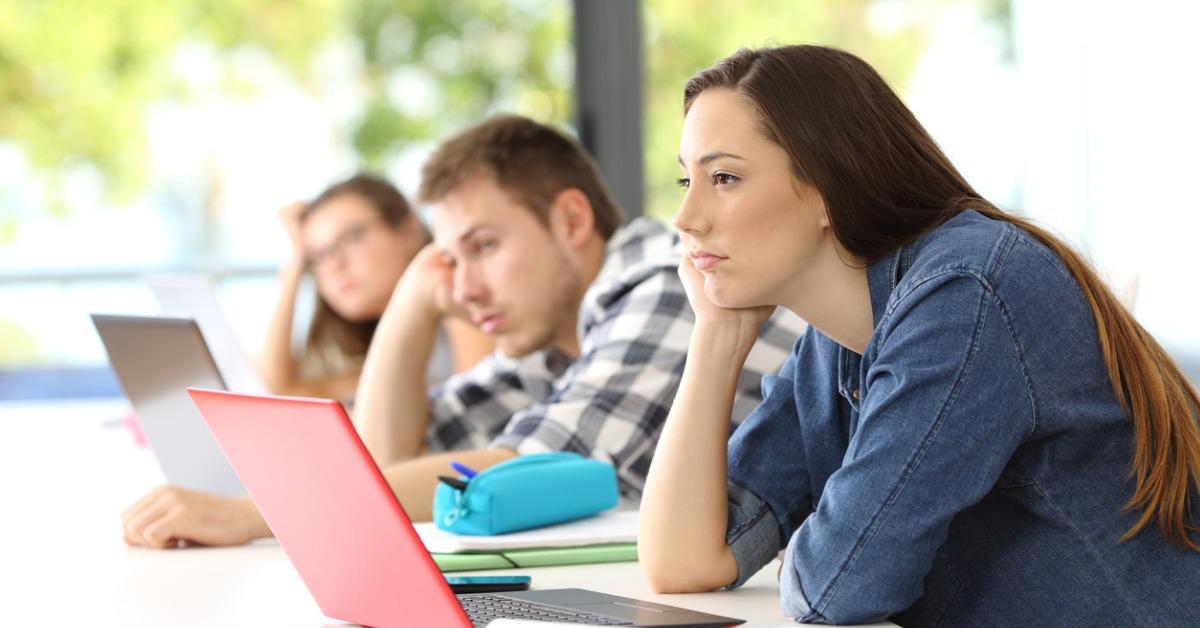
top-left (188, 388), bottom-right (470, 628)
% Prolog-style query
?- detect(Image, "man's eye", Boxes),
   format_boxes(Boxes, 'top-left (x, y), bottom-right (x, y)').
top-left (467, 241), bottom-right (490, 257)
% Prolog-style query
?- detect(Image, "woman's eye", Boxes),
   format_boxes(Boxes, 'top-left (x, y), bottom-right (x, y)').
top-left (713, 172), bottom-right (737, 186)
top-left (346, 226), bottom-right (368, 242)
top-left (675, 177), bottom-right (690, 189)
top-left (476, 239), bottom-right (497, 254)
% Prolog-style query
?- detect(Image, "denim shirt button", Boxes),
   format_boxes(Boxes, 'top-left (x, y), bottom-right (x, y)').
top-left (852, 389), bottom-right (861, 400)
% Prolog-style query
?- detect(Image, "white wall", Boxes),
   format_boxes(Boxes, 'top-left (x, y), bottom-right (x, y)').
top-left (1014, 0), bottom-right (1200, 352)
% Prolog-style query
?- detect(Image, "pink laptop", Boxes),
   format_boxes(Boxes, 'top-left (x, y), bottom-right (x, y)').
top-left (188, 388), bottom-right (743, 628)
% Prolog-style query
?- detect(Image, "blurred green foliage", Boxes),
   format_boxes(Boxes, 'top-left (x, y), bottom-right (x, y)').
top-left (0, 0), bottom-right (344, 211)
top-left (348, 0), bottom-right (571, 164)
top-left (0, 0), bottom-right (938, 225)
top-left (0, 0), bottom-right (567, 218)
top-left (641, 0), bottom-right (931, 221)
top-left (0, 317), bottom-right (40, 363)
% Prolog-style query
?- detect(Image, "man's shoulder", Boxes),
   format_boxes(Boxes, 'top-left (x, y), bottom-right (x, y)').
top-left (604, 217), bottom-right (682, 275)
top-left (582, 217), bottom-right (684, 316)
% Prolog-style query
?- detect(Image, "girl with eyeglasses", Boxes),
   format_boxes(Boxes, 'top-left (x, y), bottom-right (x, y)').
top-left (261, 173), bottom-right (491, 402)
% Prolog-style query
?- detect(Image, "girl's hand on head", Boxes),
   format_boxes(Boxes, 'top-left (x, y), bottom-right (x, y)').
top-left (278, 201), bottom-right (308, 264)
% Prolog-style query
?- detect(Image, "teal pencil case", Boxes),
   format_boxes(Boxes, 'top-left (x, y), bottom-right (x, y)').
top-left (432, 452), bottom-right (619, 536)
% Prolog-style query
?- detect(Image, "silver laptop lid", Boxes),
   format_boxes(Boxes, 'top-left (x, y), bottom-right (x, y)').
top-left (91, 314), bottom-right (244, 496)
top-left (145, 274), bottom-right (268, 395)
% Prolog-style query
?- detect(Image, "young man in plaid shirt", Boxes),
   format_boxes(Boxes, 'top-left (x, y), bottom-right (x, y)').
top-left (121, 115), bottom-right (802, 547)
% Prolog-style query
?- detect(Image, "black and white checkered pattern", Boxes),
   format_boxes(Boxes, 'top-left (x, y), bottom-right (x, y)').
top-left (425, 217), bottom-right (804, 496)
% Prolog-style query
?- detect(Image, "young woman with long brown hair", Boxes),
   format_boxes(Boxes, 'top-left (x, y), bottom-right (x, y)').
top-left (639, 45), bottom-right (1200, 626)
top-left (261, 173), bottom-right (491, 401)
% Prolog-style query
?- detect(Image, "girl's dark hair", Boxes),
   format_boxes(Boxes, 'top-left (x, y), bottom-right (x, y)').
top-left (301, 173), bottom-right (427, 373)
top-left (685, 45), bottom-right (1200, 550)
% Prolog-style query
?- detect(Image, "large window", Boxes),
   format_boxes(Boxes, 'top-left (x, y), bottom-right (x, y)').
top-left (2, 0), bottom-right (1196, 399)
top-left (639, 0), bottom-right (1199, 382)
top-left (0, 0), bottom-right (573, 396)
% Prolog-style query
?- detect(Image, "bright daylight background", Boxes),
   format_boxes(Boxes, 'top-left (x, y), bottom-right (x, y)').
top-left (1, 0), bottom-right (1198, 398)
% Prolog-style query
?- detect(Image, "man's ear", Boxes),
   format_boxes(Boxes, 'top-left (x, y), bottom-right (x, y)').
top-left (548, 188), bottom-right (596, 251)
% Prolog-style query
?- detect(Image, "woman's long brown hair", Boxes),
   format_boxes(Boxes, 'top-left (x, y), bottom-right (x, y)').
top-left (684, 45), bottom-right (1200, 550)
top-left (301, 173), bottom-right (428, 375)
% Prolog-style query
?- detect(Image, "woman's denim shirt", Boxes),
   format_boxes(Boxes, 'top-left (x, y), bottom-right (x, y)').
top-left (724, 211), bottom-right (1200, 626)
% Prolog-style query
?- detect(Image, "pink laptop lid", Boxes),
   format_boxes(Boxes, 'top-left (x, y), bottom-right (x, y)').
top-left (187, 388), bottom-right (471, 628)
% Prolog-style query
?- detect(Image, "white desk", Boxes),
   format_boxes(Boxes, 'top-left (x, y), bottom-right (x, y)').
top-left (0, 400), bottom-right (891, 627)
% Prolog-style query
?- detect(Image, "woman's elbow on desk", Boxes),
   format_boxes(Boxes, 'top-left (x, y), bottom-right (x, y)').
top-left (639, 545), bottom-right (738, 594)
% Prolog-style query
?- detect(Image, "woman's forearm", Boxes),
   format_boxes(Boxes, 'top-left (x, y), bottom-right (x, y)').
top-left (639, 323), bottom-right (752, 593)
top-left (259, 262), bottom-right (305, 393)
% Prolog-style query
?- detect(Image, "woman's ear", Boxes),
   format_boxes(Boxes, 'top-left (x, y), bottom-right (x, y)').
top-left (792, 178), bottom-right (831, 230)
top-left (785, 176), bottom-right (832, 231)
top-left (818, 201), bottom-right (832, 230)
top-left (548, 188), bottom-right (596, 250)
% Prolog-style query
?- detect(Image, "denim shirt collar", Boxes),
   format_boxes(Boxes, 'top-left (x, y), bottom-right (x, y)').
top-left (866, 248), bottom-right (902, 331)
top-left (864, 210), bottom-right (988, 331)
top-left (835, 247), bottom-right (903, 412)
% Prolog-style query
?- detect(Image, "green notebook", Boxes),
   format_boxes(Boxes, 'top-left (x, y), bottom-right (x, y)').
top-left (431, 552), bottom-right (516, 571)
top-left (432, 542), bottom-right (638, 572)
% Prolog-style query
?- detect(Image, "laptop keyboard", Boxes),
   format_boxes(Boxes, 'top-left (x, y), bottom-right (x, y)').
top-left (459, 594), bottom-right (631, 626)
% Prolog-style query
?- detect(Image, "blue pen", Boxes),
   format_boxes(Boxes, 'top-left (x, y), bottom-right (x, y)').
top-left (450, 461), bottom-right (479, 479)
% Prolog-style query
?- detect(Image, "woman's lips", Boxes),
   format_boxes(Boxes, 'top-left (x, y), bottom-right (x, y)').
top-left (690, 250), bottom-right (728, 271)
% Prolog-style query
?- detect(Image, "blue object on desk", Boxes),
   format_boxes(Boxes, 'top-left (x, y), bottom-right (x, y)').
top-left (433, 452), bottom-right (619, 536)
top-left (449, 461), bottom-right (479, 479)
top-left (437, 475), bottom-right (469, 491)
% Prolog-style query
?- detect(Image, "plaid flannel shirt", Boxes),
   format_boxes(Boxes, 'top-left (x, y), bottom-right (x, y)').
top-left (425, 217), bottom-right (804, 495)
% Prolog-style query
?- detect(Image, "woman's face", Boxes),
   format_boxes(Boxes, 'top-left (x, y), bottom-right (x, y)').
top-left (674, 88), bottom-right (832, 309)
top-left (301, 194), bottom-right (422, 321)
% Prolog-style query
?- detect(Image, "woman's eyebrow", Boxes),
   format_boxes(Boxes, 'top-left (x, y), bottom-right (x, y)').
top-left (677, 151), bottom-right (747, 168)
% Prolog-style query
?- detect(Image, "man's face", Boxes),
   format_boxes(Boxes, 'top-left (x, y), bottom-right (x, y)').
top-left (431, 176), bottom-right (583, 357)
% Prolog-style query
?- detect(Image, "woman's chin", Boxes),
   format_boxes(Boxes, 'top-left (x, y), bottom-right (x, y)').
top-left (703, 281), bottom-right (745, 310)
top-left (703, 279), bottom-right (775, 311)
top-left (328, 300), bottom-right (372, 322)
top-left (325, 292), bottom-right (389, 322)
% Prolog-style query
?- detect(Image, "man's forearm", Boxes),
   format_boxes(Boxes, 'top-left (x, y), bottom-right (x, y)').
top-left (354, 294), bottom-right (441, 466)
top-left (381, 447), bottom-right (517, 521)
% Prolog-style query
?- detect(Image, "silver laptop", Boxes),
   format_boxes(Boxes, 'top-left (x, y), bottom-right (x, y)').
top-left (145, 274), bottom-right (268, 395)
top-left (91, 314), bottom-right (244, 496)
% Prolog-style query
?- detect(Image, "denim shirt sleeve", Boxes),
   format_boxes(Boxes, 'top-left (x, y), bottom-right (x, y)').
top-left (723, 481), bottom-right (782, 589)
top-left (786, 272), bottom-right (1035, 624)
